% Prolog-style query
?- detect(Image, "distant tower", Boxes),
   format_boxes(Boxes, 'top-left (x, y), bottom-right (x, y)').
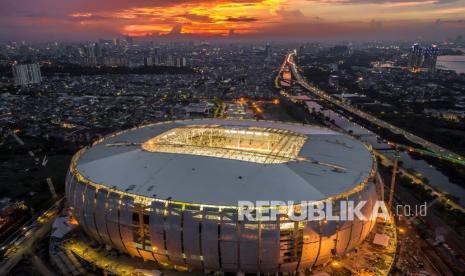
top-left (144, 57), bottom-right (154, 66)
top-left (112, 37), bottom-right (119, 46)
top-left (408, 43), bottom-right (423, 69)
top-left (176, 57), bottom-right (183, 67)
top-left (126, 35), bottom-right (134, 46)
top-left (167, 55), bottom-right (175, 67)
top-left (152, 46), bottom-right (160, 57)
top-left (85, 43), bottom-right (97, 66)
top-left (424, 44), bottom-right (439, 73)
top-left (431, 45), bottom-right (439, 72)
top-left (328, 75), bottom-right (340, 89)
top-left (265, 43), bottom-right (272, 61)
top-left (94, 42), bottom-right (102, 58)
top-left (12, 63), bottom-right (42, 86)
top-left (408, 43), bottom-right (438, 72)
top-left (177, 57), bottom-right (187, 67)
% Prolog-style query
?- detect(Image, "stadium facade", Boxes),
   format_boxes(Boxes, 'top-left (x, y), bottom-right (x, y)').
top-left (65, 119), bottom-right (381, 273)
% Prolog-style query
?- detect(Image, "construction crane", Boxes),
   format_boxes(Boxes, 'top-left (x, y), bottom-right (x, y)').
top-left (388, 150), bottom-right (400, 210)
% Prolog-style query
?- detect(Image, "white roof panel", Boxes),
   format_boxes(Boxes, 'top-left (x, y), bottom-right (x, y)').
top-left (76, 119), bottom-right (374, 205)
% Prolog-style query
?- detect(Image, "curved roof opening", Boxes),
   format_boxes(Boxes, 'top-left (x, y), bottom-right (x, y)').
top-left (141, 125), bottom-right (307, 164)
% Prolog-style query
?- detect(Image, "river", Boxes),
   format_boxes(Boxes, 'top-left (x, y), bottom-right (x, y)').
top-left (437, 55), bottom-right (465, 74)
top-left (305, 100), bottom-right (465, 205)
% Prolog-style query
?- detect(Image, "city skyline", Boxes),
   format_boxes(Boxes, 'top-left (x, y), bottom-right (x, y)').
top-left (1, 0), bottom-right (465, 41)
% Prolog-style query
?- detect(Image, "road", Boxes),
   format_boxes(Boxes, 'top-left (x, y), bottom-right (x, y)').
top-left (0, 202), bottom-right (61, 275)
top-left (275, 51), bottom-right (290, 89)
top-left (284, 52), bottom-right (465, 166)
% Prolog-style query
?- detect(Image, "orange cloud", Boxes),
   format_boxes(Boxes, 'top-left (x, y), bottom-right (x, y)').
top-left (113, 0), bottom-right (284, 36)
top-left (50, 0), bottom-right (465, 37)
top-left (2, 0), bottom-right (465, 40)
top-left (69, 12), bottom-right (93, 18)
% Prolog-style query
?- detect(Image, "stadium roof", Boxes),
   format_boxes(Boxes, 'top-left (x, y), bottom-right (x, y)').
top-left (75, 119), bottom-right (374, 206)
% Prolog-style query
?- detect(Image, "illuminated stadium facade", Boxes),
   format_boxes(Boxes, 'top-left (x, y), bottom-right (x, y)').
top-left (65, 119), bottom-right (381, 273)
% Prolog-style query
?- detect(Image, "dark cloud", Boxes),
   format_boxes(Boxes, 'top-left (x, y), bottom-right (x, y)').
top-left (8, 10), bottom-right (115, 22)
top-left (226, 16), bottom-right (258, 22)
top-left (68, 14), bottom-right (115, 21)
top-left (0, 0), bottom-right (266, 17)
top-left (435, 18), bottom-right (465, 24)
top-left (432, 0), bottom-right (460, 3)
top-left (178, 13), bottom-right (213, 23)
top-left (0, 0), bottom-right (154, 16)
top-left (242, 18), bottom-right (465, 41)
top-left (169, 23), bottom-right (183, 35)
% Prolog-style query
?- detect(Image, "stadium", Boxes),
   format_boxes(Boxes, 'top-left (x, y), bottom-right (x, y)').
top-left (65, 119), bottom-right (381, 273)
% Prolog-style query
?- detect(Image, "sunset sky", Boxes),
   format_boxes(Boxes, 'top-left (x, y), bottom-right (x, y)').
top-left (0, 0), bottom-right (464, 41)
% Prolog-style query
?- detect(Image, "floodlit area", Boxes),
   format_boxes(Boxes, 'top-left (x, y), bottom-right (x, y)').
top-left (338, 218), bottom-right (397, 275)
top-left (142, 125), bottom-right (307, 164)
top-left (55, 216), bottom-right (396, 276)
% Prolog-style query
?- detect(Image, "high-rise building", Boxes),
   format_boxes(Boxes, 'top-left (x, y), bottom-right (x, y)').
top-left (126, 35), bottom-right (134, 46)
top-left (12, 63), bottom-right (42, 86)
top-left (265, 43), bottom-right (272, 61)
top-left (329, 45), bottom-right (349, 57)
top-left (423, 44), bottom-right (439, 73)
top-left (151, 46), bottom-right (160, 57)
top-left (84, 43), bottom-right (97, 66)
top-left (103, 56), bottom-right (128, 67)
top-left (112, 38), bottom-right (120, 46)
top-left (166, 55), bottom-right (175, 67)
top-left (94, 42), bottom-right (102, 58)
top-left (328, 75), bottom-right (340, 88)
top-left (408, 43), bottom-right (438, 72)
top-left (144, 57), bottom-right (154, 66)
top-left (176, 57), bottom-right (187, 67)
top-left (408, 43), bottom-right (422, 69)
